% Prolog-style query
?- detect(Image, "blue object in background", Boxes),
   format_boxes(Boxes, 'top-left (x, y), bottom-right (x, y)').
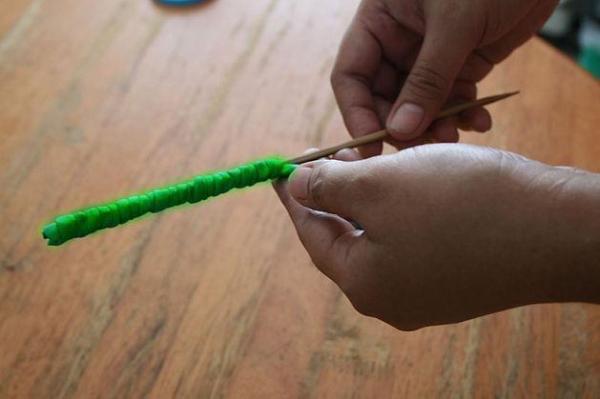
top-left (156, 0), bottom-right (206, 6)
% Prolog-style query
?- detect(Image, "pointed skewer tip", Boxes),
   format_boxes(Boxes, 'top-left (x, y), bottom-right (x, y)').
top-left (289, 91), bottom-right (519, 164)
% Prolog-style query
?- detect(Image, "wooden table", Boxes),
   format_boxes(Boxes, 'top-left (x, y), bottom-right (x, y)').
top-left (1, 1), bottom-right (599, 397)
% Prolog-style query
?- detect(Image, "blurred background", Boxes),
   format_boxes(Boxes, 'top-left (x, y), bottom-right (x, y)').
top-left (540, 0), bottom-right (600, 77)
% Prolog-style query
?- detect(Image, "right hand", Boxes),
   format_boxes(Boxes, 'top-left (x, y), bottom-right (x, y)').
top-left (331, 0), bottom-right (558, 156)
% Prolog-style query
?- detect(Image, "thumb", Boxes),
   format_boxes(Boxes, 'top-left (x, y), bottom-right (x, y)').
top-left (386, 24), bottom-right (475, 140)
top-left (274, 180), bottom-right (364, 285)
top-left (287, 160), bottom-right (368, 221)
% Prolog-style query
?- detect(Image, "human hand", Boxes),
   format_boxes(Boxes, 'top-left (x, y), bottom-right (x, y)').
top-left (275, 145), bottom-right (600, 330)
top-left (332, 0), bottom-right (558, 156)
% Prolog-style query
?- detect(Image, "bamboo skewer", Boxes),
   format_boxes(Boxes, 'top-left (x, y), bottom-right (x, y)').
top-left (41, 91), bottom-right (518, 245)
top-left (289, 91), bottom-right (519, 164)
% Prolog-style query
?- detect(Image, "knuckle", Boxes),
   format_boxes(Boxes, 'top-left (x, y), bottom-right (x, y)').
top-left (393, 321), bottom-right (423, 332)
top-left (330, 67), bottom-right (343, 88)
top-left (349, 296), bottom-right (378, 318)
top-left (308, 164), bottom-right (333, 207)
top-left (330, 69), bottom-right (370, 94)
top-left (307, 253), bottom-right (329, 274)
top-left (555, 165), bottom-right (585, 174)
top-left (342, 280), bottom-right (379, 318)
top-left (407, 63), bottom-right (451, 101)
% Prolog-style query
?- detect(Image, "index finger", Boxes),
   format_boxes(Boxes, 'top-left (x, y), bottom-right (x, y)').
top-left (331, 20), bottom-right (383, 157)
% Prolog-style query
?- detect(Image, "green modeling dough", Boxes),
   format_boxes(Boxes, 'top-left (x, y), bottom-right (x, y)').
top-left (42, 157), bottom-right (296, 246)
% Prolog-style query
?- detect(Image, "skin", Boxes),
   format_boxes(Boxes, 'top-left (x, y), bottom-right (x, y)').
top-left (274, 0), bottom-right (599, 330)
top-left (331, 0), bottom-right (558, 156)
top-left (275, 145), bottom-right (600, 330)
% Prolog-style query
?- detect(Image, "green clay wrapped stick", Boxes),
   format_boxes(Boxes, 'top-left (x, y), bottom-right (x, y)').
top-left (42, 157), bottom-right (296, 246)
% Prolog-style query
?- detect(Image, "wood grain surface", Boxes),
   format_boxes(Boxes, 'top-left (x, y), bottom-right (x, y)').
top-left (1, 0), bottom-right (599, 398)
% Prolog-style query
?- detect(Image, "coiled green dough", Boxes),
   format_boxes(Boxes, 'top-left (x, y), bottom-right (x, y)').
top-left (42, 157), bottom-right (296, 246)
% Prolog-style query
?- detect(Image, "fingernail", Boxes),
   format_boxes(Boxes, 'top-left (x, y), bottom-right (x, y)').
top-left (388, 103), bottom-right (424, 136)
top-left (287, 166), bottom-right (312, 200)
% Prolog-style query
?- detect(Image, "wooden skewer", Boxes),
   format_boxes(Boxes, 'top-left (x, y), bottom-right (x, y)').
top-left (289, 91), bottom-right (519, 164)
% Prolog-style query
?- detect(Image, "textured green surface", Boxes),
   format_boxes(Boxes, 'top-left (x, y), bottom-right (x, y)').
top-left (42, 157), bottom-right (296, 246)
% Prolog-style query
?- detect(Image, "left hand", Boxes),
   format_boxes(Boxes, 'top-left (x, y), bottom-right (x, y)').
top-left (274, 145), bottom-right (600, 330)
